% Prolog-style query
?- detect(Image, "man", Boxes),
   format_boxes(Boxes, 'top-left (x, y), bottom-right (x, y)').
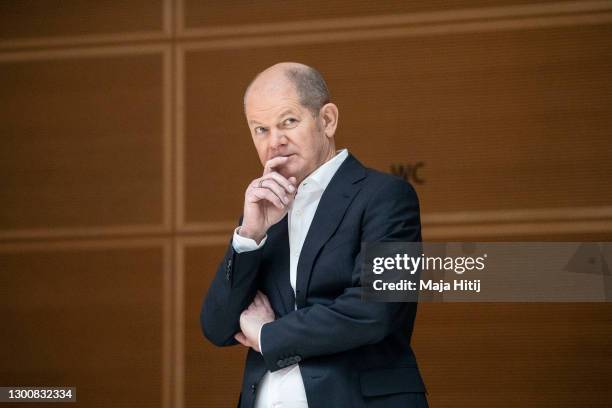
top-left (201, 62), bottom-right (427, 408)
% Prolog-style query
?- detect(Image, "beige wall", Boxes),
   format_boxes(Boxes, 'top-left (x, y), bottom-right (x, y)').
top-left (1, 1), bottom-right (611, 407)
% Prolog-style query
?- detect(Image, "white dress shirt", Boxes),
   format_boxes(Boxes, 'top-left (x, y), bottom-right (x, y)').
top-left (232, 148), bottom-right (349, 408)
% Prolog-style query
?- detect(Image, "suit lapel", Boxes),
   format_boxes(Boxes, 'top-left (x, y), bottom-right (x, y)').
top-left (266, 215), bottom-right (296, 315)
top-left (294, 154), bottom-right (367, 308)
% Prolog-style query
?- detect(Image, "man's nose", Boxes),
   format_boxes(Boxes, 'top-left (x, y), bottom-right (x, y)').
top-left (270, 129), bottom-right (288, 150)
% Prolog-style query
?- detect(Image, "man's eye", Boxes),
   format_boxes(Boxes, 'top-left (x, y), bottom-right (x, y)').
top-left (254, 127), bottom-right (267, 134)
top-left (283, 118), bottom-right (297, 126)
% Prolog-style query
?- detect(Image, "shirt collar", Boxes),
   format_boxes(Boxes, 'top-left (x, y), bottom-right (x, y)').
top-left (299, 148), bottom-right (349, 193)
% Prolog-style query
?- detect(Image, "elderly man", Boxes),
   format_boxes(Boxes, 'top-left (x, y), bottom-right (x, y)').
top-left (201, 62), bottom-right (427, 408)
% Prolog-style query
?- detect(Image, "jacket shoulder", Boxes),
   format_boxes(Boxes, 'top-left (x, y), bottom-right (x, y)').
top-left (361, 166), bottom-right (419, 202)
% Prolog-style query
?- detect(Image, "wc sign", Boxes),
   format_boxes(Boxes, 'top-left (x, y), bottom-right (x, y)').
top-left (390, 162), bottom-right (425, 185)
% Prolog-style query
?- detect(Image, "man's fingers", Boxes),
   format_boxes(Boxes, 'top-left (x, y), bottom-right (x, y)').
top-left (259, 291), bottom-right (273, 312)
top-left (234, 332), bottom-right (250, 347)
top-left (260, 172), bottom-right (296, 195)
top-left (243, 168), bottom-right (297, 211)
top-left (253, 291), bottom-right (263, 307)
top-left (257, 179), bottom-right (290, 205)
top-left (249, 187), bottom-right (284, 209)
top-left (263, 156), bottom-right (290, 174)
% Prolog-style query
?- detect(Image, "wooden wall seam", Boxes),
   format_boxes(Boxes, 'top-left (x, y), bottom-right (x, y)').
top-left (0, 0), bottom-right (172, 51)
top-left (1, 1), bottom-right (609, 51)
top-left (177, 0), bottom-right (612, 39)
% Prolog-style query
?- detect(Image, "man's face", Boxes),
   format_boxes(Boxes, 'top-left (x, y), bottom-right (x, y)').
top-left (244, 80), bottom-right (331, 183)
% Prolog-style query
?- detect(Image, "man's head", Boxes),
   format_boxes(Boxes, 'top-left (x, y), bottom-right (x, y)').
top-left (243, 62), bottom-right (339, 184)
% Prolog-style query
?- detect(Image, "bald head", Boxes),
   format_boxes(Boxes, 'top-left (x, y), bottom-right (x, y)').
top-left (244, 62), bottom-right (331, 117)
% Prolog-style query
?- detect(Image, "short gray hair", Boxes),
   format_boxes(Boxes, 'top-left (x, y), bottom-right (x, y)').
top-left (284, 66), bottom-right (331, 117)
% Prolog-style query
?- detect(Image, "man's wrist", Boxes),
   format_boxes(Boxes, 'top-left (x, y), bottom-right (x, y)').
top-left (238, 226), bottom-right (266, 244)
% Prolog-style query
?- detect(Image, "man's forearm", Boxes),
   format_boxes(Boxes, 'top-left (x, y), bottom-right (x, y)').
top-left (200, 242), bottom-right (263, 347)
top-left (258, 287), bottom-right (416, 371)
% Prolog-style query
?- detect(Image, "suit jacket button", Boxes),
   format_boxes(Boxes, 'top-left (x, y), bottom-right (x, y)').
top-left (277, 359), bottom-right (284, 368)
top-left (295, 356), bottom-right (302, 362)
top-left (251, 384), bottom-right (256, 394)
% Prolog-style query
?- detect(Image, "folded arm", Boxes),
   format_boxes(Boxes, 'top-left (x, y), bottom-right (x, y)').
top-left (199, 229), bottom-right (266, 347)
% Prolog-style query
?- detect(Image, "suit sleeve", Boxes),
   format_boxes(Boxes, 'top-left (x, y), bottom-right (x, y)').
top-left (259, 177), bottom-right (421, 372)
top-left (199, 226), bottom-right (265, 347)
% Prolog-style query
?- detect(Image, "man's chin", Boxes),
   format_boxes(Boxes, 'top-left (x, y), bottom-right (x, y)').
top-left (277, 168), bottom-right (296, 181)
top-left (276, 160), bottom-right (300, 180)
top-left (264, 155), bottom-right (302, 181)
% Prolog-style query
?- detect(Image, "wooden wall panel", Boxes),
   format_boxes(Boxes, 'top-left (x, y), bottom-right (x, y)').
top-left (182, 0), bottom-right (564, 30)
top-left (182, 46), bottom-right (261, 227)
top-left (0, 243), bottom-right (167, 408)
top-left (0, 50), bottom-right (166, 233)
top-left (413, 303), bottom-right (612, 407)
top-left (0, 0), bottom-right (165, 41)
top-left (182, 243), bottom-right (246, 408)
top-left (414, 231), bottom-right (612, 406)
top-left (0, 2), bottom-right (610, 408)
top-left (182, 23), bottom-right (612, 226)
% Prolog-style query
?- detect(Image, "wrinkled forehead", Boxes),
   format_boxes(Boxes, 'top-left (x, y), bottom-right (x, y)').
top-left (244, 79), bottom-right (304, 120)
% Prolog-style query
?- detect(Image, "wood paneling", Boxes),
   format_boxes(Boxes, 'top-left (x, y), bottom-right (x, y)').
top-left (1, 2), bottom-right (611, 408)
top-left (182, 243), bottom-right (246, 408)
top-left (181, 23), bottom-right (612, 226)
top-left (0, 0), bottom-right (165, 41)
top-left (0, 242), bottom-right (167, 408)
top-left (0, 49), bottom-right (167, 233)
top-left (413, 303), bottom-right (612, 407)
top-left (414, 231), bottom-right (612, 405)
top-left (181, 0), bottom-right (565, 31)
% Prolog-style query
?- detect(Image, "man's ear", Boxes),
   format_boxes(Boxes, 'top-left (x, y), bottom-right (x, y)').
top-left (320, 103), bottom-right (339, 138)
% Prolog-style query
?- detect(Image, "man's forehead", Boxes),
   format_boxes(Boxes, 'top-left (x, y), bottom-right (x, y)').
top-left (247, 75), bottom-right (296, 100)
top-left (245, 84), bottom-right (303, 120)
top-left (246, 103), bottom-right (301, 124)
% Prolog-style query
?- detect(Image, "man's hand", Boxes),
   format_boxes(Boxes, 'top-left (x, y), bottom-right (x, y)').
top-left (240, 156), bottom-right (297, 243)
top-left (235, 291), bottom-right (275, 353)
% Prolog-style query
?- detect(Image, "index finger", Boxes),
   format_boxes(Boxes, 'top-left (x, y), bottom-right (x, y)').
top-left (253, 292), bottom-right (264, 307)
top-left (259, 291), bottom-right (273, 311)
top-left (263, 156), bottom-right (290, 174)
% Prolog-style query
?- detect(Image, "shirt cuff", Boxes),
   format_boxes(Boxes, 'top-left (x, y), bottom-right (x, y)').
top-left (232, 227), bottom-right (267, 253)
top-left (258, 323), bottom-right (264, 355)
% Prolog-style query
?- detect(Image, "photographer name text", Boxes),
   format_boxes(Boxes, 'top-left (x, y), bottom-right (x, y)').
top-left (372, 279), bottom-right (481, 293)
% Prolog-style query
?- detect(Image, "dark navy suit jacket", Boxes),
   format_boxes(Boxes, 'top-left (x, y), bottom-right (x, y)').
top-left (201, 154), bottom-right (427, 408)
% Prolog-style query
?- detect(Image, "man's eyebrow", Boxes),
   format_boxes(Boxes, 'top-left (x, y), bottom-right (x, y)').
top-left (248, 109), bottom-right (299, 125)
